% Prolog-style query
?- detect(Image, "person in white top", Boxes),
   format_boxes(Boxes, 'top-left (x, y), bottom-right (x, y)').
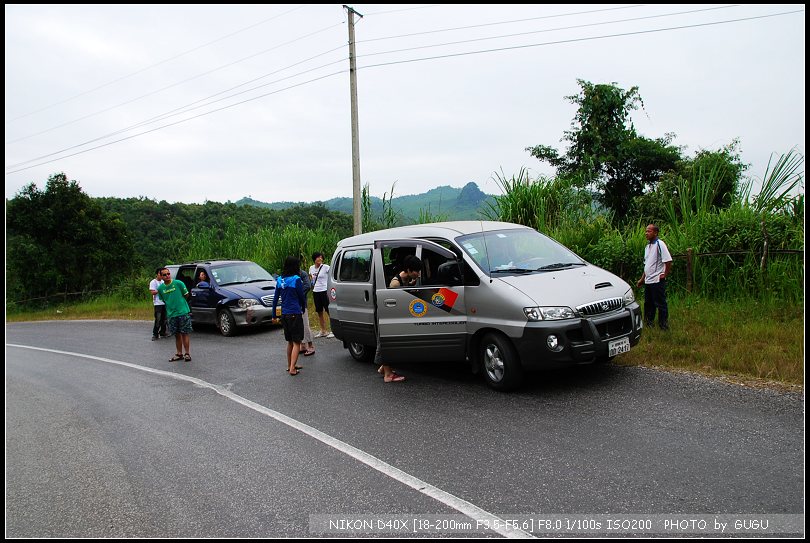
top-left (149, 267), bottom-right (168, 340)
top-left (636, 224), bottom-right (672, 330)
top-left (309, 252), bottom-right (333, 338)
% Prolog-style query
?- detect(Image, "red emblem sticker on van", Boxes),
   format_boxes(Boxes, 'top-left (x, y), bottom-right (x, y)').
top-left (330, 287), bottom-right (336, 300)
top-left (436, 288), bottom-right (458, 309)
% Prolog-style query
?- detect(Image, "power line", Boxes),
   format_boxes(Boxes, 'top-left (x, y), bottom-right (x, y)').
top-left (5, 8), bottom-right (802, 176)
top-left (358, 9), bottom-right (804, 71)
top-left (6, 70), bottom-right (345, 175)
top-left (5, 22), bottom-right (344, 145)
top-left (6, 49), bottom-right (348, 169)
top-left (5, 5), bottom-right (309, 125)
top-left (1, 5), bottom-right (731, 155)
top-left (356, 5), bottom-right (741, 62)
top-left (358, 4), bottom-right (648, 42)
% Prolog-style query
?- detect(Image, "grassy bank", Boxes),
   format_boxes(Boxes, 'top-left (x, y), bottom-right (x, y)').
top-left (620, 296), bottom-right (803, 388)
top-left (6, 295), bottom-right (803, 389)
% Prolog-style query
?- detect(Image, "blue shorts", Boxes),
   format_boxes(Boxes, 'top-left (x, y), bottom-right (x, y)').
top-left (168, 314), bottom-right (193, 335)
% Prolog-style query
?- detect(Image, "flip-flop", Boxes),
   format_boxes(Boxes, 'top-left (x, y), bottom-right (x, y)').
top-left (303, 349), bottom-right (315, 356)
top-left (170, 354), bottom-right (183, 361)
top-left (384, 374), bottom-right (406, 383)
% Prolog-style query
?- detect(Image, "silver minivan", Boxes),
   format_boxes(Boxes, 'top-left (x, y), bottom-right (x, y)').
top-left (327, 221), bottom-right (642, 391)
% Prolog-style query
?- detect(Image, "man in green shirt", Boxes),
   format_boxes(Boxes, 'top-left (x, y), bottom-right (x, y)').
top-left (157, 267), bottom-right (193, 361)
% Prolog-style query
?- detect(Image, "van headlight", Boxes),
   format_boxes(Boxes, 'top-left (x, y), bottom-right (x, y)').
top-left (237, 298), bottom-right (259, 308)
top-left (524, 306), bottom-right (575, 321)
top-left (623, 288), bottom-right (635, 306)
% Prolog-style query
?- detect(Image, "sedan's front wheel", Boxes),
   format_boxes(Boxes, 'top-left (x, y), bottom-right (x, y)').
top-left (218, 310), bottom-right (237, 337)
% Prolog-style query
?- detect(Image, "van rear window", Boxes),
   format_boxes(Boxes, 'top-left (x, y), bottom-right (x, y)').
top-left (338, 249), bottom-right (372, 282)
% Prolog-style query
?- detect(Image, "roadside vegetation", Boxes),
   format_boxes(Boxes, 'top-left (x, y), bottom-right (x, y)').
top-left (6, 79), bottom-right (803, 389)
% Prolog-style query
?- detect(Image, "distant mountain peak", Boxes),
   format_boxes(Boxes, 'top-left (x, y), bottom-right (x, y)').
top-left (457, 181), bottom-right (487, 205)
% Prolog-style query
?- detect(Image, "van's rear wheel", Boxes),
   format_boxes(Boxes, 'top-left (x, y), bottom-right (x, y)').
top-left (348, 342), bottom-right (375, 363)
top-left (480, 332), bottom-right (522, 391)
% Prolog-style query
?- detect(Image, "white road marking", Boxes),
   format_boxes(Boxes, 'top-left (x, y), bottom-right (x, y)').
top-left (7, 343), bottom-right (533, 538)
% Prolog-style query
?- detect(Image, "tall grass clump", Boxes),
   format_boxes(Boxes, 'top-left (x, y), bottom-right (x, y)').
top-left (362, 182), bottom-right (401, 232)
top-left (184, 220), bottom-right (343, 274)
top-left (483, 168), bottom-right (594, 233)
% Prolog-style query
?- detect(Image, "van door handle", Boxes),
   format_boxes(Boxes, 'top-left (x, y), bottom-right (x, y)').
top-left (384, 299), bottom-right (397, 307)
top-left (364, 291), bottom-right (369, 302)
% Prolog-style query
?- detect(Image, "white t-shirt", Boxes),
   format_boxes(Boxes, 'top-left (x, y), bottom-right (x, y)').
top-left (149, 278), bottom-right (165, 305)
top-left (643, 239), bottom-right (672, 284)
top-left (309, 263), bottom-right (330, 292)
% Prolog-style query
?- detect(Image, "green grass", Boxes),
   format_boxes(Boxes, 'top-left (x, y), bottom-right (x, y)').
top-left (7, 294), bottom-right (803, 389)
top-left (620, 295), bottom-right (804, 387)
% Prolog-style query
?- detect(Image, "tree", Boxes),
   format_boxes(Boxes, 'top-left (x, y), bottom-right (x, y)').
top-left (6, 173), bottom-right (136, 305)
top-left (526, 79), bottom-right (681, 221)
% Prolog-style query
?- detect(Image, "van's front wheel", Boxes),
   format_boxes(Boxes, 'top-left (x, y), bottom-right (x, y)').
top-left (480, 332), bottom-right (522, 391)
top-left (348, 342), bottom-right (375, 363)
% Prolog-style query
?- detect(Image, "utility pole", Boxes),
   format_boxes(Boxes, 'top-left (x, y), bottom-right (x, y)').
top-left (344, 5), bottom-right (363, 235)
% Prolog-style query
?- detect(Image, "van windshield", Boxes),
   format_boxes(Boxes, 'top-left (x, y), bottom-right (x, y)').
top-left (456, 228), bottom-right (585, 275)
top-left (211, 262), bottom-right (275, 286)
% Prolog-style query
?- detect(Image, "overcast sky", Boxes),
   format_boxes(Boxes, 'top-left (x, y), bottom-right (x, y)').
top-left (4, 4), bottom-right (805, 205)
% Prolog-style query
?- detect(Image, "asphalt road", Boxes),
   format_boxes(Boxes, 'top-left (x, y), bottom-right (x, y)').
top-left (5, 320), bottom-right (804, 538)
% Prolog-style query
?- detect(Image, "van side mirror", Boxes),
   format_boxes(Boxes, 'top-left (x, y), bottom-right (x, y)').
top-left (196, 281), bottom-right (211, 289)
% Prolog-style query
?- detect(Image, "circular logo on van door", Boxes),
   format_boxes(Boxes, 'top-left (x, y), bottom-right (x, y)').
top-left (431, 293), bottom-right (446, 307)
top-left (330, 288), bottom-right (336, 300)
top-left (409, 299), bottom-right (428, 317)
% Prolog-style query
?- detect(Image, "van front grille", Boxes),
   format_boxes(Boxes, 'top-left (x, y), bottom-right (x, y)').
top-left (577, 297), bottom-right (623, 316)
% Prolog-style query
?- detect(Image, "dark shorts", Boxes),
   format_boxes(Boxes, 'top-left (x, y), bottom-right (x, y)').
top-left (281, 314), bottom-right (304, 342)
top-left (313, 291), bottom-right (330, 313)
top-left (168, 313), bottom-right (193, 335)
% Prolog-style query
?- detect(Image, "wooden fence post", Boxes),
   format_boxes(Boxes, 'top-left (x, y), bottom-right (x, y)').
top-left (686, 248), bottom-right (693, 294)
top-left (760, 216), bottom-right (769, 272)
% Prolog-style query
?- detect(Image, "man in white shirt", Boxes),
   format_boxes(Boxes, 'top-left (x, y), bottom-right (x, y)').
top-left (636, 224), bottom-right (673, 330)
top-left (149, 267), bottom-right (168, 340)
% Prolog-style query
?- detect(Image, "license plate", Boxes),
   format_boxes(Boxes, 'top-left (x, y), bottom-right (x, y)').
top-left (608, 337), bottom-right (631, 357)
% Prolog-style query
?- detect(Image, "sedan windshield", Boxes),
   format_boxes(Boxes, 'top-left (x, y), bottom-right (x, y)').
top-left (456, 228), bottom-right (584, 275)
top-left (211, 262), bottom-right (275, 286)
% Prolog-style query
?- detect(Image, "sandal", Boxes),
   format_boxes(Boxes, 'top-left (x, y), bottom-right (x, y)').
top-left (169, 354), bottom-right (183, 362)
top-left (303, 349), bottom-right (315, 356)
top-left (384, 373), bottom-right (406, 383)
top-left (285, 365), bottom-right (303, 372)
top-left (183, 353), bottom-right (191, 361)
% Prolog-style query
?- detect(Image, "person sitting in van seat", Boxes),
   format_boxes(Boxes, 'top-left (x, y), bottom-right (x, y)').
top-left (376, 255), bottom-right (422, 383)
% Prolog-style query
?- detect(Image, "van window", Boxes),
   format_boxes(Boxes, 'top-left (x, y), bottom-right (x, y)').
top-left (382, 246), bottom-right (416, 286)
top-left (426, 238), bottom-right (479, 286)
top-left (421, 247), bottom-right (463, 287)
top-left (338, 249), bottom-right (372, 282)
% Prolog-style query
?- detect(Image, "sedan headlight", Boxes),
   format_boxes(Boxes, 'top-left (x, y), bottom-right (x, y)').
top-left (623, 288), bottom-right (635, 306)
top-left (524, 306), bottom-right (576, 321)
top-left (237, 298), bottom-right (259, 308)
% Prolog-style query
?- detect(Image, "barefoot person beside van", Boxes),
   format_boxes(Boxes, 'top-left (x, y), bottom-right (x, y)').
top-left (376, 255), bottom-right (422, 383)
